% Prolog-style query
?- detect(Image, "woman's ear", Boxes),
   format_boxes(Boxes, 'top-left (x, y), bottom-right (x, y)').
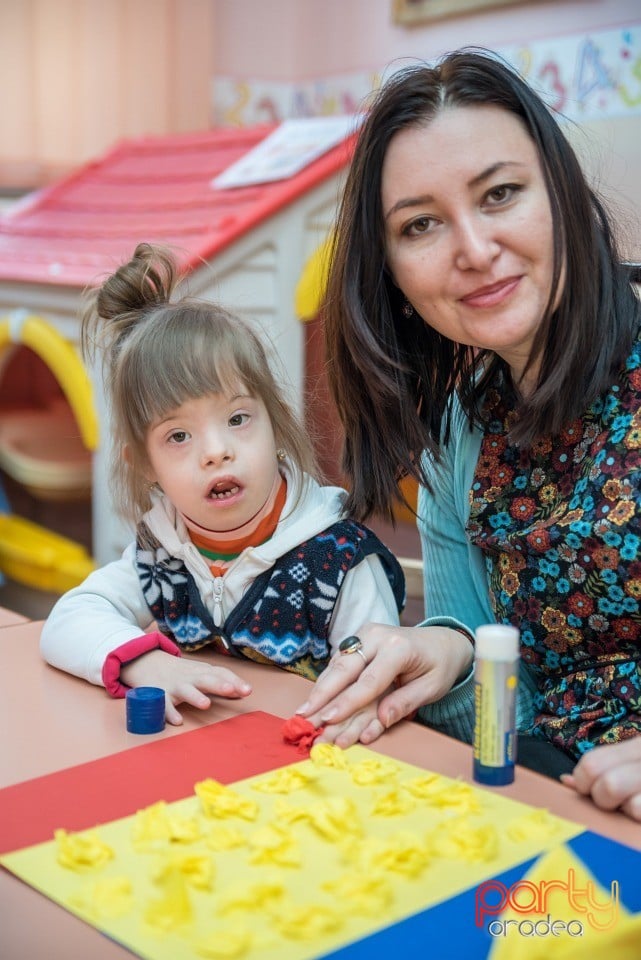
top-left (383, 261), bottom-right (397, 286)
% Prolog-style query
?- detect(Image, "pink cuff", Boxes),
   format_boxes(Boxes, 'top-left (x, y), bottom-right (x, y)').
top-left (102, 631), bottom-right (181, 698)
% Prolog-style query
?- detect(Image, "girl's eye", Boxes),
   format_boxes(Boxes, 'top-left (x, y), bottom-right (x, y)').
top-left (403, 216), bottom-right (435, 238)
top-left (229, 412), bottom-right (249, 427)
top-left (168, 430), bottom-right (189, 444)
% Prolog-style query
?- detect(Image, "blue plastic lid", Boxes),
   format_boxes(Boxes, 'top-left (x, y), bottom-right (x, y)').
top-left (126, 686), bottom-right (165, 734)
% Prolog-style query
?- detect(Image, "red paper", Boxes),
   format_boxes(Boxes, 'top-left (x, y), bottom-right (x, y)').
top-left (0, 711), bottom-right (298, 855)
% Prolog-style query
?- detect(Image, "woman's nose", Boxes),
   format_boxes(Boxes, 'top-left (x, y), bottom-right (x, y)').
top-left (453, 217), bottom-right (500, 272)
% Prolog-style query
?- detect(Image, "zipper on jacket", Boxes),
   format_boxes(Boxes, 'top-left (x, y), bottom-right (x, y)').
top-left (212, 576), bottom-right (228, 642)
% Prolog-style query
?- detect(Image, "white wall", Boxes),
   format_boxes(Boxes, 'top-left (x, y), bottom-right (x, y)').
top-left (212, 1), bottom-right (641, 259)
top-left (213, 0), bottom-right (639, 79)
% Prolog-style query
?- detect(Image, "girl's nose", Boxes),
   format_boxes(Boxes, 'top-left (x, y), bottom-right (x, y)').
top-left (453, 217), bottom-right (501, 272)
top-left (201, 434), bottom-right (232, 466)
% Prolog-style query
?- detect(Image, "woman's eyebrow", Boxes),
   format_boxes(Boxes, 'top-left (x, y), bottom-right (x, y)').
top-left (384, 160), bottom-right (527, 220)
top-left (385, 194), bottom-right (433, 220)
top-left (468, 160), bottom-right (525, 188)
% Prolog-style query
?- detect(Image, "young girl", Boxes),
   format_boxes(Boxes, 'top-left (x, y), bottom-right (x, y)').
top-left (40, 243), bottom-right (404, 742)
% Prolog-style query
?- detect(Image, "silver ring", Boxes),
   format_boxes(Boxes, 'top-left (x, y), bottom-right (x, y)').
top-left (339, 635), bottom-right (367, 664)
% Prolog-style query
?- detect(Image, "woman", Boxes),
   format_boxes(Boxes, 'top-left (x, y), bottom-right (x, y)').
top-left (297, 49), bottom-right (641, 819)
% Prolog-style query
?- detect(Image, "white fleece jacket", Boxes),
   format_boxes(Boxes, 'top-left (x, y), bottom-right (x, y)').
top-left (40, 467), bottom-right (401, 688)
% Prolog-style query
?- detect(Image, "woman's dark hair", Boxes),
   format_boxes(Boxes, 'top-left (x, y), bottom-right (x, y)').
top-left (324, 49), bottom-right (640, 521)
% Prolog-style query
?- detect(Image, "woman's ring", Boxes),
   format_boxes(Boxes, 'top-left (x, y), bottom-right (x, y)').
top-left (339, 635), bottom-right (367, 664)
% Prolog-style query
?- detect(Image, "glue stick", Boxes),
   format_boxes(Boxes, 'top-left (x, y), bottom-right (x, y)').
top-left (473, 624), bottom-right (519, 786)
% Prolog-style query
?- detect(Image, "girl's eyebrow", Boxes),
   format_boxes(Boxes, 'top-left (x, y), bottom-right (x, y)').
top-left (151, 414), bottom-right (180, 429)
top-left (384, 161), bottom-right (526, 220)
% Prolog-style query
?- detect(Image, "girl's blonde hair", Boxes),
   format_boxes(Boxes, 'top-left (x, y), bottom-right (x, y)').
top-left (82, 242), bottom-right (318, 524)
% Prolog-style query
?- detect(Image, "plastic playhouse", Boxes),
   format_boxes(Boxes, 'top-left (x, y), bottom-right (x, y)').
top-left (0, 123), bottom-right (356, 588)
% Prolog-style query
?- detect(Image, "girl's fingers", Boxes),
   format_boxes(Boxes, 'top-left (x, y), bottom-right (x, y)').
top-left (164, 699), bottom-right (184, 725)
top-left (318, 708), bottom-right (381, 749)
top-left (193, 668), bottom-right (252, 699)
top-left (358, 715), bottom-right (386, 745)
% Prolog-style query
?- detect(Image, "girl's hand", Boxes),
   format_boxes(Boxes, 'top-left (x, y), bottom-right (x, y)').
top-left (297, 623), bottom-right (474, 733)
top-left (315, 697), bottom-right (389, 749)
top-left (561, 738), bottom-right (641, 821)
top-left (120, 649), bottom-right (252, 725)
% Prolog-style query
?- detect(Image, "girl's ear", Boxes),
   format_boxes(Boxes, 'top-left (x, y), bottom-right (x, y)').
top-left (124, 443), bottom-right (156, 483)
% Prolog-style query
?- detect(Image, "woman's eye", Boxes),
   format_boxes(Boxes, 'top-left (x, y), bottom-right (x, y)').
top-left (403, 216), bottom-right (434, 237)
top-left (486, 183), bottom-right (520, 205)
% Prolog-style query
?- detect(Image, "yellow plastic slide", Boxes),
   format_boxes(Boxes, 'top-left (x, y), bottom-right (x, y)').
top-left (0, 513), bottom-right (95, 593)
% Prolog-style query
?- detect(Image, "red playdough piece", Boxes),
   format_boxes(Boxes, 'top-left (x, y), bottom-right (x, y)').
top-left (282, 715), bottom-right (325, 753)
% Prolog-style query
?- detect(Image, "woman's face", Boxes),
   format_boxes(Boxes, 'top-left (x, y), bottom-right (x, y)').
top-left (382, 104), bottom-right (556, 389)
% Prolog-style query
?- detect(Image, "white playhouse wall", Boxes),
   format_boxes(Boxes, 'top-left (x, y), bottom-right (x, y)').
top-left (0, 174), bottom-right (343, 565)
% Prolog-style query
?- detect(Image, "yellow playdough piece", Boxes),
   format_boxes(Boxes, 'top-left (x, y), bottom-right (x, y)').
top-left (194, 779), bottom-right (259, 821)
top-left (55, 828), bottom-right (114, 872)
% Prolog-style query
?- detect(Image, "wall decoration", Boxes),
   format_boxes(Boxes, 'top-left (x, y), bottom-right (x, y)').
top-left (392, 0), bottom-right (531, 26)
top-left (213, 24), bottom-right (641, 127)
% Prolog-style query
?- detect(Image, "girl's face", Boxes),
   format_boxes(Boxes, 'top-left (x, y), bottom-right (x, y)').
top-left (382, 104), bottom-right (556, 391)
top-left (145, 388), bottom-right (280, 532)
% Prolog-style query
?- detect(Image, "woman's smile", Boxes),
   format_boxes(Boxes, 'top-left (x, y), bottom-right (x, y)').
top-left (459, 276), bottom-right (521, 309)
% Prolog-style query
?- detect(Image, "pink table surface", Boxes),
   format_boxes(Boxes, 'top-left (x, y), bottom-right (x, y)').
top-left (0, 604), bottom-right (28, 628)
top-left (1, 620), bottom-right (639, 960)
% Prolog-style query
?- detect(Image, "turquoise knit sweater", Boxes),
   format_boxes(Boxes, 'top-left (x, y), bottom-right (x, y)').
top-left (414, 394), bottom-right (538, 744)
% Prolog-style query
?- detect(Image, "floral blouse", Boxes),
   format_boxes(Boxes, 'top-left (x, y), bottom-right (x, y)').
top-left (467, 333), bottom-right (641, 759)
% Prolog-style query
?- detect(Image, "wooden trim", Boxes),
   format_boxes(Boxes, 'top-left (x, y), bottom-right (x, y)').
top-left (393, 0), bottom-right (531, 26)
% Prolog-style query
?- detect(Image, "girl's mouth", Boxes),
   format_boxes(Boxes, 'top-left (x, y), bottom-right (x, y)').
top-left (208, 480), bottom-right (241, 500)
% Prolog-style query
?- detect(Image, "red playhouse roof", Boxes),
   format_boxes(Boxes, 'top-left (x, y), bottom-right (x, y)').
top-left (0, 126), bottom-right (356, 288)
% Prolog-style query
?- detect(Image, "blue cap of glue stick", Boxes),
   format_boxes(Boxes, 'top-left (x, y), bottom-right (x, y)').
top-left (126, 686), bottom-right (165, 734)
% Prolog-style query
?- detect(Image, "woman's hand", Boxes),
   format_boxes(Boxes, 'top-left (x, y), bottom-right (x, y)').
top-left (298, 623), bottom-right (474, 735)
top-left (120, 649), bottom-right (252, 725)
top-left (561, 737), bottom-right (641, 821)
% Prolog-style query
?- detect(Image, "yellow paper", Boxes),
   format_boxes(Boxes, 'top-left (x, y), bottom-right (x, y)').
top-left (1, 745), bottom-right (585, 960)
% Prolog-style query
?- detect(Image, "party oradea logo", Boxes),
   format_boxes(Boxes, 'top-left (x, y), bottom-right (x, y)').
top-left (475, 866), bottom-right (619, 939)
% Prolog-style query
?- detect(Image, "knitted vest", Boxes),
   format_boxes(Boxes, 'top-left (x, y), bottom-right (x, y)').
top-left (135, 520), bottom-right (405, 680)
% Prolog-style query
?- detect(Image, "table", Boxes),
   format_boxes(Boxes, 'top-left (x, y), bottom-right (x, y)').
top-left (0, 604), bottom-right (28, 628)
top-left (1, 620), bottom-right (639, 959)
